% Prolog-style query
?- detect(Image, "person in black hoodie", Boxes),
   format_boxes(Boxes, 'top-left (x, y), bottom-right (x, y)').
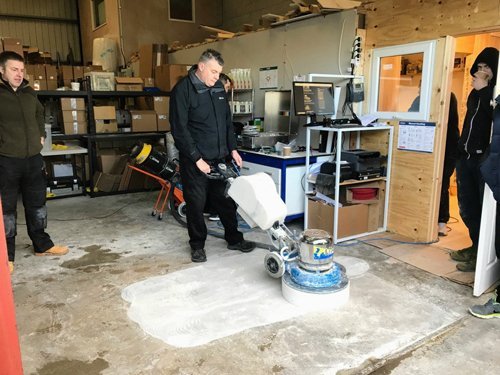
top-left (0, 51), bottom-right (68, 274)
top-left (169, 49), bottom-right (255, 263)
top-left (451, 47), bottom-right (499, 271)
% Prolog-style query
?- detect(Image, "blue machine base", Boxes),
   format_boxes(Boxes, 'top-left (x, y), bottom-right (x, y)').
top-left (286, 261), bottom-right (348, 290)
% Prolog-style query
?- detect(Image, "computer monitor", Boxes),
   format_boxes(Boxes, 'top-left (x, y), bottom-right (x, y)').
top-left (292, 82), bottom-right (335, 117)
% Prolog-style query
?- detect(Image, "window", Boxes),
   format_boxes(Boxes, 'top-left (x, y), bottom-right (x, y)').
top-left (369, 40), bottom-right (436, 120)
top-left (92, 0), bottom-right (106, 29)
top-left (169, 0), bottom-right (195, 22)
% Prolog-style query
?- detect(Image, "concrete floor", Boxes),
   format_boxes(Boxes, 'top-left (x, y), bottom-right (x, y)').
top-left (8, 192), bottom-right (500, 375)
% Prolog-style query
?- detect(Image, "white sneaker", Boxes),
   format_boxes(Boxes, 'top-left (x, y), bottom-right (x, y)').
top-left (438, 222), bottom-right (448, 236)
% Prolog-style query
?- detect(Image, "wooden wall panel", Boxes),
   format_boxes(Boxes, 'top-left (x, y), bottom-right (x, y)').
top-left (381, 38), bottom-right (455, 242)
top-left (361, 0), bottom-right (500, 48)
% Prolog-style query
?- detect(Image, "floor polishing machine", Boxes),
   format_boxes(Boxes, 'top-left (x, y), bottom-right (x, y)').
top-left (222, 163), bottom-right (350, 307)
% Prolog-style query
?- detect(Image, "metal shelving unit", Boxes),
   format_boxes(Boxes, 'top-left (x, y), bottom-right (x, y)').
top-left (230, 88), bottom-right (254, 120)
top-left (304, 124), bottom-right (394, 243)
top-left (37, 84), bottom-right (170, 197)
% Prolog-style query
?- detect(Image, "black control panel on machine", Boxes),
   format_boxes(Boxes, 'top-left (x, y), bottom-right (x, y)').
top-left (340, 149), bottom-right (384, 180)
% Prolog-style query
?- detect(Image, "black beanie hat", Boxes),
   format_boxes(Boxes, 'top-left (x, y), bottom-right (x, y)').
top-left (470, 47), bottom-right (499, 83)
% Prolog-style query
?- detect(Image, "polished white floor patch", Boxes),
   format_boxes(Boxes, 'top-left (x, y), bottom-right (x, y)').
top-left (122, 249), bottom-right (366, 348)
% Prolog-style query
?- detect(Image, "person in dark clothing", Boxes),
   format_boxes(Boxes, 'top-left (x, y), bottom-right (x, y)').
top-left (439, 92), bottom-right (460, 236)
top-left (409, 92), bottom-right (460, 236)
top-left (0, 51), bottom-right (68, 274)
top-left (450, 47), bottom-right (499, 272)
top-left (469, 97), bottom-right (500, 319)
top-left (169, 49), bottom-right (255, 262)
top-left (203, 72), bottom-right (234, 222)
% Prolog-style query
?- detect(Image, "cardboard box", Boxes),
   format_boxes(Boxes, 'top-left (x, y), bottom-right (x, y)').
top-left (24, 64), bottom-right (35, 76)
top-left (63, 121), bottom-right (87, 135)
top-left (84, 71), bottom-right (115, 91)
top-left (139, 43), bottom-right (168, 79)
top-left (157, 114), bottom-right (170, 131)
top-left (143, 77), bottom-right (155, 87)
top-left (94, 172), bottom-right (121, 192)
top-left (33, 64), bottom-right (46, 80)
top-left (94, 106), bottom-right (118, 133)
top-left (346, 181), bottom-right (381, 204)
top-left (84, 65), bottom-right (103, 74)
top-left (36, 80), bottom-right (48, 91)
top-left (73, 66), bottom-right (84, 79)
top-left (155, 64), bottom-right (191, 91)
top-left (62, 110), bottom-right (86, 123)
top-left (98, 150), bottom-right (121, 173)
top-left (115, 77), bottom-right (143, 91)
top-left (2, 38), bottom-right (23, 56)
top-left (136, 96), bottom-right (169, 113)
top-left (47, 80), bottom-right (58, 90)
top-left (60, 65), bottom-right (74, 81)
top-left (129, 110), bottom-right (157, 132)
top-left (60, 98), bottom-right (85, 110)
top-left (153, 96), bottom-right (169, 114)
top-left (307, 198), bottom-right (369, 239)
top-left (45, 65), bottom-right (57, 80)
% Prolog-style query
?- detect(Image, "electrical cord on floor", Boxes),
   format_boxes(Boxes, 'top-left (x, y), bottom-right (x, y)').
top-left (17, 201), bottom-right (141, 225)
top-left (333, 237), bottom-right (439, 247)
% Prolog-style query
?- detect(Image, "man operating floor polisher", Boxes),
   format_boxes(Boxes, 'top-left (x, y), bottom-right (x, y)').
top-left (131, 144), bottom-right (349, 307)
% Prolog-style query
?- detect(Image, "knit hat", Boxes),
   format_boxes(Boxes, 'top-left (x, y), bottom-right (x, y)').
top-left (470, 47), bottom-right (499, 82)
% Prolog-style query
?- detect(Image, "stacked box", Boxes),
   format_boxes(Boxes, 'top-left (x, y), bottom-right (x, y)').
top-left (135, 96), bottom-right (170, 131)
top-left (45, 65), bottom-right (58, 90)
top-left (94, 106), bottom-right (118, 133)
top-left (60, 98), bottom-right (85, 110)
top-left (154, 64), bottom-right (191, 91)
top-left (129, 110), bottom-right (157, 132)
top-left (60, 65), bottom-right (74, 88)
top-left (33, 64), bottom-right (47, 90)
top-left (2, 38), bottom-right (23, 56)
top-left (154, 97), bottom-right (170, 131)
top-left (138, 43), bottom-right (168, 80)
top-left (115, 77), bottom-right (143, 91)
top-left (60, 98), bottom-right (87, 134)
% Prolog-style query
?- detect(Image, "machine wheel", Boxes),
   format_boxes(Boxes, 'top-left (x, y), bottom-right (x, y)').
top-left (169, 192), bottom-right (187, 227)
top-left (177, 202), bottom-right (187, 219)
top-left (264, 252), bottom-right (285, 278)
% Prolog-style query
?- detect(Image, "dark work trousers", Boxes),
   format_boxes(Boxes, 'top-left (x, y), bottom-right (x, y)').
top-left (456, 155), bottom-right (485, 248)
top-left (0, 154), bottom-right (54, 261)
top-left (179, 154), bottom-right (243, 251)
top-left (438, 158), bottom-right (457, 223)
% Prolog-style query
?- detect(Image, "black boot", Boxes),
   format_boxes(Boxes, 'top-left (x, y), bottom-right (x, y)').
top-left (191, 249), bottom-right (207, 262)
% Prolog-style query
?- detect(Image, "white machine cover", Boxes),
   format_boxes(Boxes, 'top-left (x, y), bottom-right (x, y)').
top-left (227, 173), bottom-right (287, 230)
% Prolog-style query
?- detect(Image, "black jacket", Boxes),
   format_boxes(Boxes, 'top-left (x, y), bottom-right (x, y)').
top-left (458, 47), bottom-right (499, 158)
top-left (169, 66), bottom-right (237, 162)
top-left (0, 78), bottom-right (44, 158)
top-left (480, 95), bottom-right (500, 201)
top-left (446, 92), bottom-right (460, 163)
